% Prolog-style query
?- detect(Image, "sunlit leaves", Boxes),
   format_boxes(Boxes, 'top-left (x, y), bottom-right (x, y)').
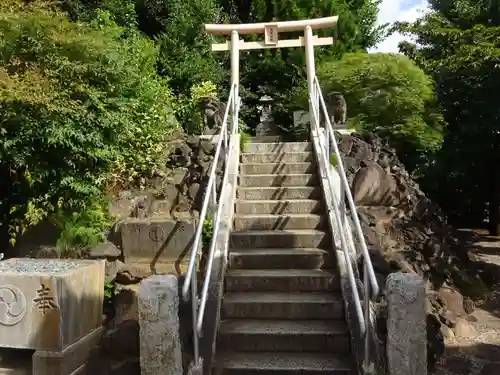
top-left (0, 6), bottom-right (177, 242)
top-left (317, 52), bottom-right (446, 169)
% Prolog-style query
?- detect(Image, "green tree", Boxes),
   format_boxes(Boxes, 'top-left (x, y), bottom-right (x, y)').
top-left (0, 4), bottom-right (177, 246)
top-left (150, 0), bottom-right (225, 95)
top-left (314, 52), bottom-right (446, 170)
top-left (58, 0), bottom-right (225, 112)
top-left (395, 0), bottom-right (500, 232)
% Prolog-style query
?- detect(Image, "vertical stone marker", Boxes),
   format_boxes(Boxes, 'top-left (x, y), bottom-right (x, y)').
top-left (386, 272), bottom-right (427, 375)
top-left (0, 258), bottom-right (105, 375)
top-left (139, 274), bottom-right (183, 375)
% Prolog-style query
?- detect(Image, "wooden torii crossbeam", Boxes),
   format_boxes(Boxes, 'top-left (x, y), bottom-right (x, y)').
top-left (204, 16), bottom-right (339, 128)
top-left (206, 17), bottom-right (338, 51)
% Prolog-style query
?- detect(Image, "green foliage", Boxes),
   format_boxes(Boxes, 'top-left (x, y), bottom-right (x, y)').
top-left (147, 0), bottom-right (225, 95)
top-left (56, 0), bottom-right (224, 96)
top-left (60, 0), bottom-right (137, 26)
top-left (0, 6), bottom-right (177, 244)
top-left (315, 52), bottom-right (446, 170)
top-left (330, 154), bottom-right (338, 167)
top-left (394, 0), bottom-right (500, 224)
top-left (202, 217), bottom-right (213, 246)
top-left (240, 132), bottom-right (251, 153)
top-left (104, 279), bottom-right (116, 299)
top-left (175, 81), bottom-right (218, 134)
top-left (55, 201), bottom-right (111, 253)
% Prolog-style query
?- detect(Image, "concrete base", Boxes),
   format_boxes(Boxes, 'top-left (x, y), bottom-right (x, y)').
top-left (32, 326), bottom-right (104, 375)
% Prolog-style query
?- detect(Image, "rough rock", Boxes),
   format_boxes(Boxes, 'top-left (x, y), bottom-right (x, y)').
top-left (104, 260), bottom-right (150, 285)
top-left (89, 241), bottom-right (122, 259)
top-left (453, 319), bottom-right (477, 337)
top-left (335, 131), bottom-right (494, 371)
top-left (109, 131), bottom-right (222, 222)
top-left (115, 263), bottom-right (150, 285)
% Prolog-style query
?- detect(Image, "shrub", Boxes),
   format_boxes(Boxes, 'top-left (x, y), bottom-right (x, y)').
top-left (0, 6), bottom-right (177, 245)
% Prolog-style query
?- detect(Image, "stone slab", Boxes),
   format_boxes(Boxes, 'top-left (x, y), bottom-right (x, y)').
top-left (122, 260), bottom-right (196, 278)
top-left (139, 275), bottom-right (182, 375)
top-left (32, 325), bottom-right (104, 375)
top-left (0, 259), bottom-right (105, 351)
top-left (121, 219), bottom-right (197, 266)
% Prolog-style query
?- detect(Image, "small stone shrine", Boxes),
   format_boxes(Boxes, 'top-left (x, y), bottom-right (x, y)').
top-left (0, 258), bottom-right (105, 375)
top-left (255, 95), bottom-right (279, 136)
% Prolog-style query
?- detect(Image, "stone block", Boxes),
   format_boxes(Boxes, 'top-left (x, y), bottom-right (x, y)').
top-left (32, 325), bottom-right (104, 375)
top-left (139, 275), bottom-right (183, 375)
top-left (120, 219), bottom-right (197, 267)
top-left (386, 272), bottom-right (427, 375)
top-left (0, 258), bottom-right (105, 351)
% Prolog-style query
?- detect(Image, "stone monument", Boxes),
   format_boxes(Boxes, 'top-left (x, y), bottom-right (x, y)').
top-left (386, 272), bottom-right (427, 375)
top-left (139, 275), bottom-right (182, 375)
top-left (0, 258), bottom-right (105, 375)
top-left (255, 95), bottom-right (279, 136)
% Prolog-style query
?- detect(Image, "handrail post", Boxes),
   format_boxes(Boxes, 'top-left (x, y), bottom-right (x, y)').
top-left (231, 31), bottom-right (240, 134)
top-left (304, 25), bottom-right (317, 128)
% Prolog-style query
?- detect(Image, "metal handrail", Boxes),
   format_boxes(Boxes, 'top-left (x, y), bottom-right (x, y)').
top-left (181, 83), bottom-right (238, 369)
top-left (197, 95), bottom-right (242, 333)
top-left (309, 76), bottom-right (379, 371)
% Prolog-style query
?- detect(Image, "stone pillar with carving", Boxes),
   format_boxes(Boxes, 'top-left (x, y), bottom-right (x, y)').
top-left (139, 274), bottom-right (183, 375)
top-left (386, 272), bottom-right (427, 375)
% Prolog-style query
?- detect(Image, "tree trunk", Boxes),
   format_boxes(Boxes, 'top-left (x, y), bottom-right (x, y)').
top-left (488, 133), bottom-right (500, 236)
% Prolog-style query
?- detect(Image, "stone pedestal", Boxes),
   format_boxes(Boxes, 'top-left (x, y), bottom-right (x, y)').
top-left (0, 258), bottom-right (105, 375)
top-left (255, 120), bottom-right (279, 136)
top-left (386, 272), bottom-right (427, 375)
top-left (120, 219), bottom-right (197, 273)
top-left (32, 325), bottom-right (104, 375)
top-left (139, 275), bottom-right (182, 375)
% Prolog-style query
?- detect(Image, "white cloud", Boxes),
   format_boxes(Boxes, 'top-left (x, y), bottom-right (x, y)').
top-left (369, 0), bottom-right (430, 53)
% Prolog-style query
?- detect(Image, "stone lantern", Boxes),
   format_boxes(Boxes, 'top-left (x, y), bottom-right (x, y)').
top-left (258, 95), bottom-right (274, 122)
top-left (256, 95), bottom-right (278, 136)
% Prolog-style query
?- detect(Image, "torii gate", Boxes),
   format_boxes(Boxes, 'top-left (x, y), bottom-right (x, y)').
top-left (204, 16), bottom-right (339, 127)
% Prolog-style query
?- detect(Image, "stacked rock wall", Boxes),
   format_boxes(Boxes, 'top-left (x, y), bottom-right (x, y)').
top-left (337, 132), bottom-right (492, 370)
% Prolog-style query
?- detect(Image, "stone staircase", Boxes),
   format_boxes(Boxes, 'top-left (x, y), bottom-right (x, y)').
top-left (213, 138), bottom-right (354, 374)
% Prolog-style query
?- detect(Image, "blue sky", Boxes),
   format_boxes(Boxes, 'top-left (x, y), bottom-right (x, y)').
top-left (370, 0), bottom-right (429, 53)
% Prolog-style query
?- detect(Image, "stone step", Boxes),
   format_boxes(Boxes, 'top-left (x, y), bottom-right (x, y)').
top-left (233, 213), bottom-right (327, 230)
top-left (240, 162), bottom-right (316, 175)
top-left (213, 351), bottom-right (354, 375)
top-left (234, 200), bottom-right (324, 215)
top-left (244, 142), bottom-right (312, 154)
top-left (239, 173), bottom-right (320, 187)
top-left (228, 249), bottom-right (333, 270)
top-left (225, 269), bottom-right (339, 292)
top-left (222, 292), bottom-right (344, 319)
top-left (237, 186), bottom-right (323, 200)
top-left (249, 136), bottom-right (283, 143)
top-left (230, 229), bottom-right (331, 249)
top-left (217, 319), bottom-right (350, 354)
top-left (241, 151), bottom-right (315, 164)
